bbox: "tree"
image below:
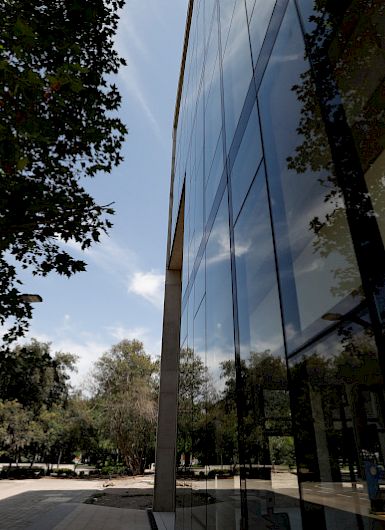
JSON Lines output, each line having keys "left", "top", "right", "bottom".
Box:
{"left": 38, "top": 396, "right": 98, "bottom": 469}
{"left": 287, "top": 0, "right": 385, "bottom": 301}
{"left": 92, "top": 339, "right": 159, "bottom": 475}
{"left": 0, "top": 400, "right": 38, "bottom": 465}
{"left": 177, "top": 347, "right": 209, "bottom": 466}
{"left": 0, "top": 0, "right": 127, "bottom": 343}
{"left": 0, "top": 339, "right": 78, "bottom": 413}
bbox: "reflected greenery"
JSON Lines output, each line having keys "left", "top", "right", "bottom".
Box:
{"left": 290, "top": 317, "right": 385, "bottom": 484}
{"left": 177, "top": 347, "right": 295, "bottom": 474}
{"left": 289, "top": 0, "right": 385, "bottom": 302}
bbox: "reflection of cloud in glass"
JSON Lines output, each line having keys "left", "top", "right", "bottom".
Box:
{"left": 222, "top": 1, "right": 247, "bottom": 62}
{"left": 240, "top": 335, "right": 282, "bottom": 358}
{"left": 206, "top": 223, "right": 230, "bottom": 267}
{"left": 205, "top": 345, "right": 235, "bottom": 394}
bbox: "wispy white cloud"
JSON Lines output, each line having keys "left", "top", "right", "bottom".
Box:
{"left": 127, "top": 271, "right": 164, "bottom": 309}
{"left": 60, "top": 234, "right": 138, "bottom": 280}
{"left": 114, "top": 4, "right": 164, "bottom": 142}
{"left": 60, "top": 235, "right": 166, "bottom": 311}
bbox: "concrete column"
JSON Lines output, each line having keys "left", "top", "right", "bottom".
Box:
{"left": 153, "top": 268, "right": 182, "bottom": 512}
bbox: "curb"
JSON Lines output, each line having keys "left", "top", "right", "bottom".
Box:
{"left": 146, "top": 509, "right": 158, "bottom": 530}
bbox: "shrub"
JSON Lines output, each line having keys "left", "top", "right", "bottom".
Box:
{"left": 0, "top": 466, "right": 45, "bottom": 479}
{"left": 99, "top": 465, "right": 132, "bottom": 476}
{"left": 207, "top": 469, "right": 235, "bottom": 479}
{"left": 56, "top": 468, "right": 77, "bottom": 477}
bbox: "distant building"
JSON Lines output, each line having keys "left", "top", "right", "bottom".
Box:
{"left": 154, "top": 1, "right": 385, "bottom": 528}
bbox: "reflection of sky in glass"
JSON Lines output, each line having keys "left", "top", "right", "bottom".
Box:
{"left": 234, "top": 170, "right": 284, "bottom": 361}
{"left": 205, "top": 57, "right": 222, "bottom": 180}
{"left": 248, "top": 0, "right": 275, "bottom": 66}
{"left": 231, "top": 101, "right": 262, "bottom": 220}
{"left": 259, "top": 2, "right": 361, "bottom": 342}
{"left": 194, "top": 255, "right": 205, "bottom": 316}
{"left": 193, "top": 296, "right": 206, "bottom": 396}
{"left": 206, "top": 191, "right": 235, "bottom": 388}
{"left": 205, "top": 133, "right": 224, "bottom": 219}
{"left": 220, "top": 0, "right": 237, "bottom": 54}
{"left": 222, "top": 0, "right": 253, "bottom": 149}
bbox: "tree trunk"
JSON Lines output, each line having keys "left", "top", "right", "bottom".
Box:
{"left": 29, "top": 451, "right": 36, "bottom": 468}
{"left": 57, "top": 448, "right": 62, "bottom": 468}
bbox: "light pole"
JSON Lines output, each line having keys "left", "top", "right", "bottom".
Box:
{"left": 18, "top": 294, "right": 43, "bottom": 304}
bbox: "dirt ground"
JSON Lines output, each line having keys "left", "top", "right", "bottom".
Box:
{"left": 84, "top": 481, "right": 215, "bottom": 510}
{"left": 85, "top": 487, "right": 154, "bottom": 510}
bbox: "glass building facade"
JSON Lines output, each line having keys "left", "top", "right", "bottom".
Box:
{"left": 157, "top": 0, "right": 385, "bottom": 528}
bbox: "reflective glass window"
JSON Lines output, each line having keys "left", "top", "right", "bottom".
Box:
{"left": 234, "top": 167, "right": 283, "bottom": 361}
{"left": 230, "top": 101, "right": 262, "bottom": 220}
{"left": 313, "top": 2, "right": 385, "bottom": 253}
{"left": 204, "top": 0, "right": 217, "bottom": 53}
{"left": 205, "top": 132, "right": 224, "bottom": 221}
{"left": 258, "top": 0, "right": 362, "bottom": 353}
{"left": 191, "top": 299, "right": 207, "bottom": 528}
{"left": 222, "top": 0, "right": 253, "bottom": 151}
{"left": 195, "top": 0, "right": 205, "bottom": 96}
{"left": 182, "top": 203, "right": 190, "bottom": 293}
{"left": 181, "top": 307, "right": 187, "bottom": 348}
{"left": 289, "top": 310, "right": 385, "bottom": 528}
{"left": 205, "top": 190, "right": 240, "bottom": 529}
{"left": 245, "top": 0, "right": 255, "bottom": 20}
{"left": 194, "top": 254, "right": 205, "bottom": 317}
{"left": 204, "top": 56, "right": 222, "bottom": 183}
{"left": 176, "top": 336, "right": 194, "bottom": 529}
{"left": 206, "top": 190, "right": 234, "bottom": 386}
{"left": 219, "top": 0, "right": 236, "bottom": 55}
{"left": 234, "top": 167, "right": 301, "bottom": 527}
{"left": 247, "top": 0, "right": 276, "bottom": 67}
{"left": 193, "top": 154, "right": 204, "bottom": 255}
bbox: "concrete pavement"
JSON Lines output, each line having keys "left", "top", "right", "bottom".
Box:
{"left": 0, "top": 477, "right": 153, "bottom": 530}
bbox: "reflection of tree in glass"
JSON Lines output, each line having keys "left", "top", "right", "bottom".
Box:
{"left": 287, "top": 0, "right": 385, "bottom": 298}
{"left": 290, "top": 322, "right": 385, "bottom": 481}
{"left": 177, "top": 347, "right": 239, "bottom": 470}
{"left": 177, "top": 347, "right": 209, "bottom": 467}
{"left": 221, "top": 351, "right": 294, "bottom": 469}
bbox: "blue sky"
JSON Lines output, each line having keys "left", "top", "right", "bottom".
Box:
{"left": 19, "top": 0, "right": 188, "bottom": 386}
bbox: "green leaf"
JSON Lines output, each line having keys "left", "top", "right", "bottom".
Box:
{"left": 16, "top": 158, "right": 29, "bottom": 171}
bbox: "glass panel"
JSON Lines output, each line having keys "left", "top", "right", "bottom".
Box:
{"left": 177, "top": 336, "right": 194, "bottom": 530}
{"left": 194, "top": 254, "right": 205, "bottom": 318}
{"left": 222, "top": 0, "right": 253, "bottom": 151}
{"left": 248, "top": 0, "right": 276, "bottom": 67}
{"left": 182, "top": 203, "right": 189, "bottom": 294}
{"left": 193, "top": 154, "right": 204, "bottom": 256}
{"left": 205, "top": 190, "right": 240, "bottom": 529}
{"left": 204, "top": 0, "right": 217, "bottom": 54}
{"left": 206, "top": 190, "right": 234, "bottom": 387}
{"left": 219, "top": 0, "right": 236, "bottom": 55}
{"left": 245, "top": 0, "right": 256, "bottom": 20}
{"left": 205, "top": 132, "right": 224, "bottom": 221}
{"left": 234, "top": 168, "right": 302, "bottom": 528}
{"left": 196, "top": 0, "right": 205, "bottom": 97}
{"left": 181, "top": 307, "right": 188, "bottom": 348}
{"left": 289, "top": 309, "right": 385, "bottom": 528}
{"left": 234, "top": 169, "right": 283, "bottom": 361}
{"left": 301, "top": 0, "right": 385, "bottom": 286}
{"left": 192, "top": 299, "right": 208, "bottom": 528}
{"left": 204, "top": 56, "right": 222, "bottom": 184}
{"left": 230, "top": 101, "right": 262, "bottom": 220}
{"left": 258, "top": 0, "right": 362, "bottom": 353}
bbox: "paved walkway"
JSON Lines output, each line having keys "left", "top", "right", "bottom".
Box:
{"left": 0, "top": 477, "right": 152, "bottom": 530}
